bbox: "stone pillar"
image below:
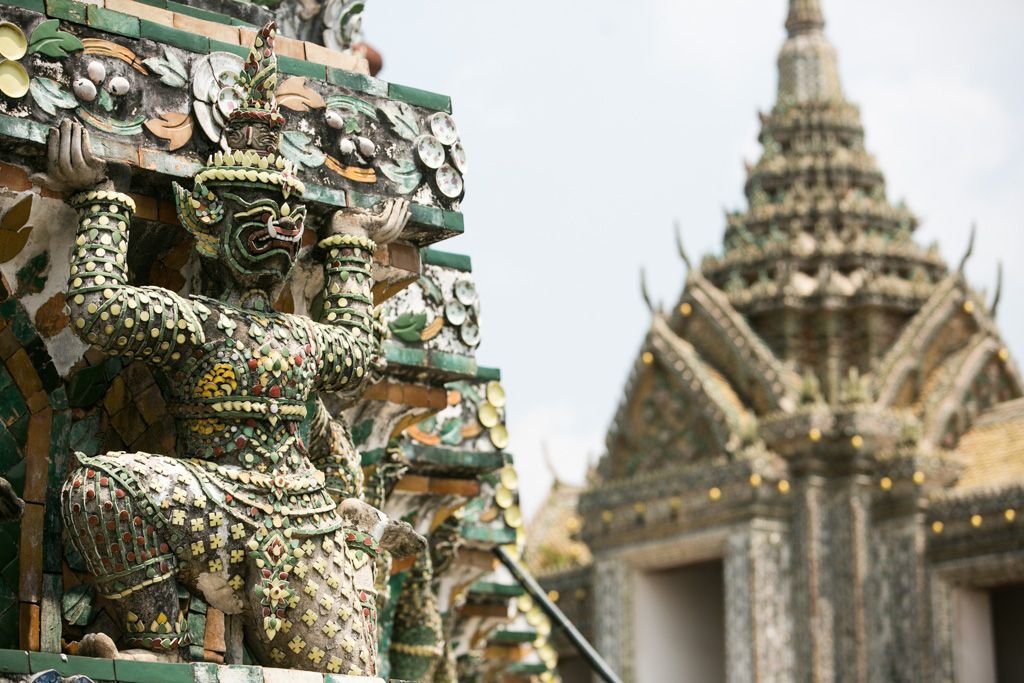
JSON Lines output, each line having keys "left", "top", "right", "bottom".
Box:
{"left": 725, "top": 520, "right": 794, "bottom": 683}
{"left": 725, "top": 531, "right": 754, "bottom": 683}
{"left": 792, "top": 473, "right": 871, "bottom": 683}
{"left": 593, "top": 558, "right": 634, "bottom": 683}
{"left": 867, "top": 503, "right": 929, "bottom": 683}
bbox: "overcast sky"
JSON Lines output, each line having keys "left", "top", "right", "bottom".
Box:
{"left": 363, "top": 0, "right": 1024, "bottom": 517}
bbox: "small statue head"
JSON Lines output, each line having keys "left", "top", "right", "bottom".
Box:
{"left": 173, "top": 22, "right": 307, "bottom": 296}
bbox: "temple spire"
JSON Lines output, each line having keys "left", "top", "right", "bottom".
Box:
{"left": 777, "top": 0, "right": 843, "bottom": 104}
{"left": 786, "top": 0, "right": 825, "bottom": 37}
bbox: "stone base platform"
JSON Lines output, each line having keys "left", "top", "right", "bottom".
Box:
{"left": 0, "top": 650, "right": 404, "bottom": 683}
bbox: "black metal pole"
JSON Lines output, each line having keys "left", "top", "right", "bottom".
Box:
{"left": 494, "top": 546, "right": 623, "bottom": 683}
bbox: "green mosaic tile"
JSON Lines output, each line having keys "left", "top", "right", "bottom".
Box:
{"left": 29, "top": 652, "right": 116, "bottom": 680}
{"left": 48, "top": 386, "right": 67, "bottom": 410}
{"left": 470, "top": 580, "right": 524, "bottom": 597}
{"left": 505, "top": 662, "right": 547, "bottom": 675}
{"left": 67, "top": 364, "right": 108, "bottom": 409}
{"left": 491, "top": 629, "right": 537, "bottom": 643}
{"left": 10, "top": 310, "right": 36, "bottom": 346}
{"left": 409, "top": 203, "right": 443, "bottom": 228}
{"left": 86, "top": 4, "right": 140, "bottom": 37}
{"left": 301, "top": 182, "right": 347, "bottom": 208}
{"left": 25, "top": 338, "right": 60, "bottom": 392}
{"left": 2, "top": 0, "right": 45, "bottom": 12}
{"left": 476, "top": 366, "right": 501, "bottom": 381}
{"left": 140, "top": 19, "right": 209, "bottom": 54}
{"left": 3, "top": 460, "right": 25, "bottom": 498}
{"left": 186, "top": 608, "right": 206, "bottom": 646}
{"left": 0, "top": 384, "right": 27, "bottom": 429}
{"left": 114, "top": 659, "right": 193, "bottom": 683}
{"left": 358, "top": 446, "right": 383, "bottom": 467}
{"left": 7, "top": 411, "right": 29, "bottom": 447}
{"left": 441, "top": 210, "right": 464, "bottom": 233}
{"left": 420, "top": 248, "right": 471, "bottom": 272}
{"left": 326, "top": 67, "right": 387, "bottom": 97}
{"left": 427, "top": 350, "right": 476, "bottom": 375}
{"left": 44, "top": 0, "right": 87, "bottom": 24}
{"left": 0, "top": 115, "right": 47, "bottom": 145}
{"left": 102, "top": 357, "right": 123, "bottom": 382}
{"left": 462, "top": 524, "right": 515, "bottom": 545}
{"left": 384, "top": 345, "right": 425, "bottom": 367}
{"left": 278, "top": 55, "right": 325, "bottom": 81}
{"left": 388, "top": 83, "right": 452, "bottom": 113}
{"left": 210, "top": 39, "right": 248, "bottom": 58}
{"left": 0, "top": 648, "right": 29, "bottom": 674}
{"left": 410, "top": 446, "right": 503, "bottom": 472}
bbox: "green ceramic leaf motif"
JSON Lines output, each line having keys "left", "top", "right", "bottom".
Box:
{"left": 77, "top": 108, "right": 146, "bottom": 135}
{"left": 378, "top": 101, "right": 420, "bottom": 141}
{"left": 97, "top": 88, "right": 113, "bottom": 112}
{"left": 325, "top": 94, "right": 378, "bottom": 120}
{"left": 280, "top": 130, "right": 326, "bottom": 169}
{"left": 439, "top": 418, "right": 463, "bottom": 446}
{"left": 379, "top": 158, "right": 422, "bottom": 195}
{"left": 389, "top": 311, "right": 427, "bottom": 342}
{"left": 27, "top": 19, "right": 84, "bottom": 58}
{"left": 419, "top": 274, "right": 443, "bottom": 304}
{"left": 142, "top": 49, "right": 187, "bottom": 88}
{"left": 29, "top": 77, "right": 78, "bottom": 115}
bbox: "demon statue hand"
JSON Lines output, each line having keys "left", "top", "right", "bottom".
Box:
{"left": 54, "top": 23, "right": 424, "bottom": 674}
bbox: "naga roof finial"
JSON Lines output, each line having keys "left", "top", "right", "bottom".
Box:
{"left": 640, "top": 268, "right": 655, "bottom": 315}
{"left": 674, "top": 220, "right": 692, "bottom": 270}
{"left": 957, "top": 222, "right": 977, "bottom": 274}
{"left": 991, "top": 260, "right": 1003, "bottom": 317}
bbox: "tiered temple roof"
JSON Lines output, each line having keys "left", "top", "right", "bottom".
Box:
{"left": 532, "top": 2, "right": 1024, "bottom": 680}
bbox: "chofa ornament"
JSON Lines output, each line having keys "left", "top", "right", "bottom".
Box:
{"left": 50, "top": 22, "right": 423, "bottom": 674}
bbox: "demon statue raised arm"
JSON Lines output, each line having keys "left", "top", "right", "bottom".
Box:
{"left": 50, "top": 22, "right": 422, "bottom": 675}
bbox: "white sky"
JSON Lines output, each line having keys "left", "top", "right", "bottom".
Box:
{"left": 363, "top": 0, "right": 1024, "bottom": 518}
